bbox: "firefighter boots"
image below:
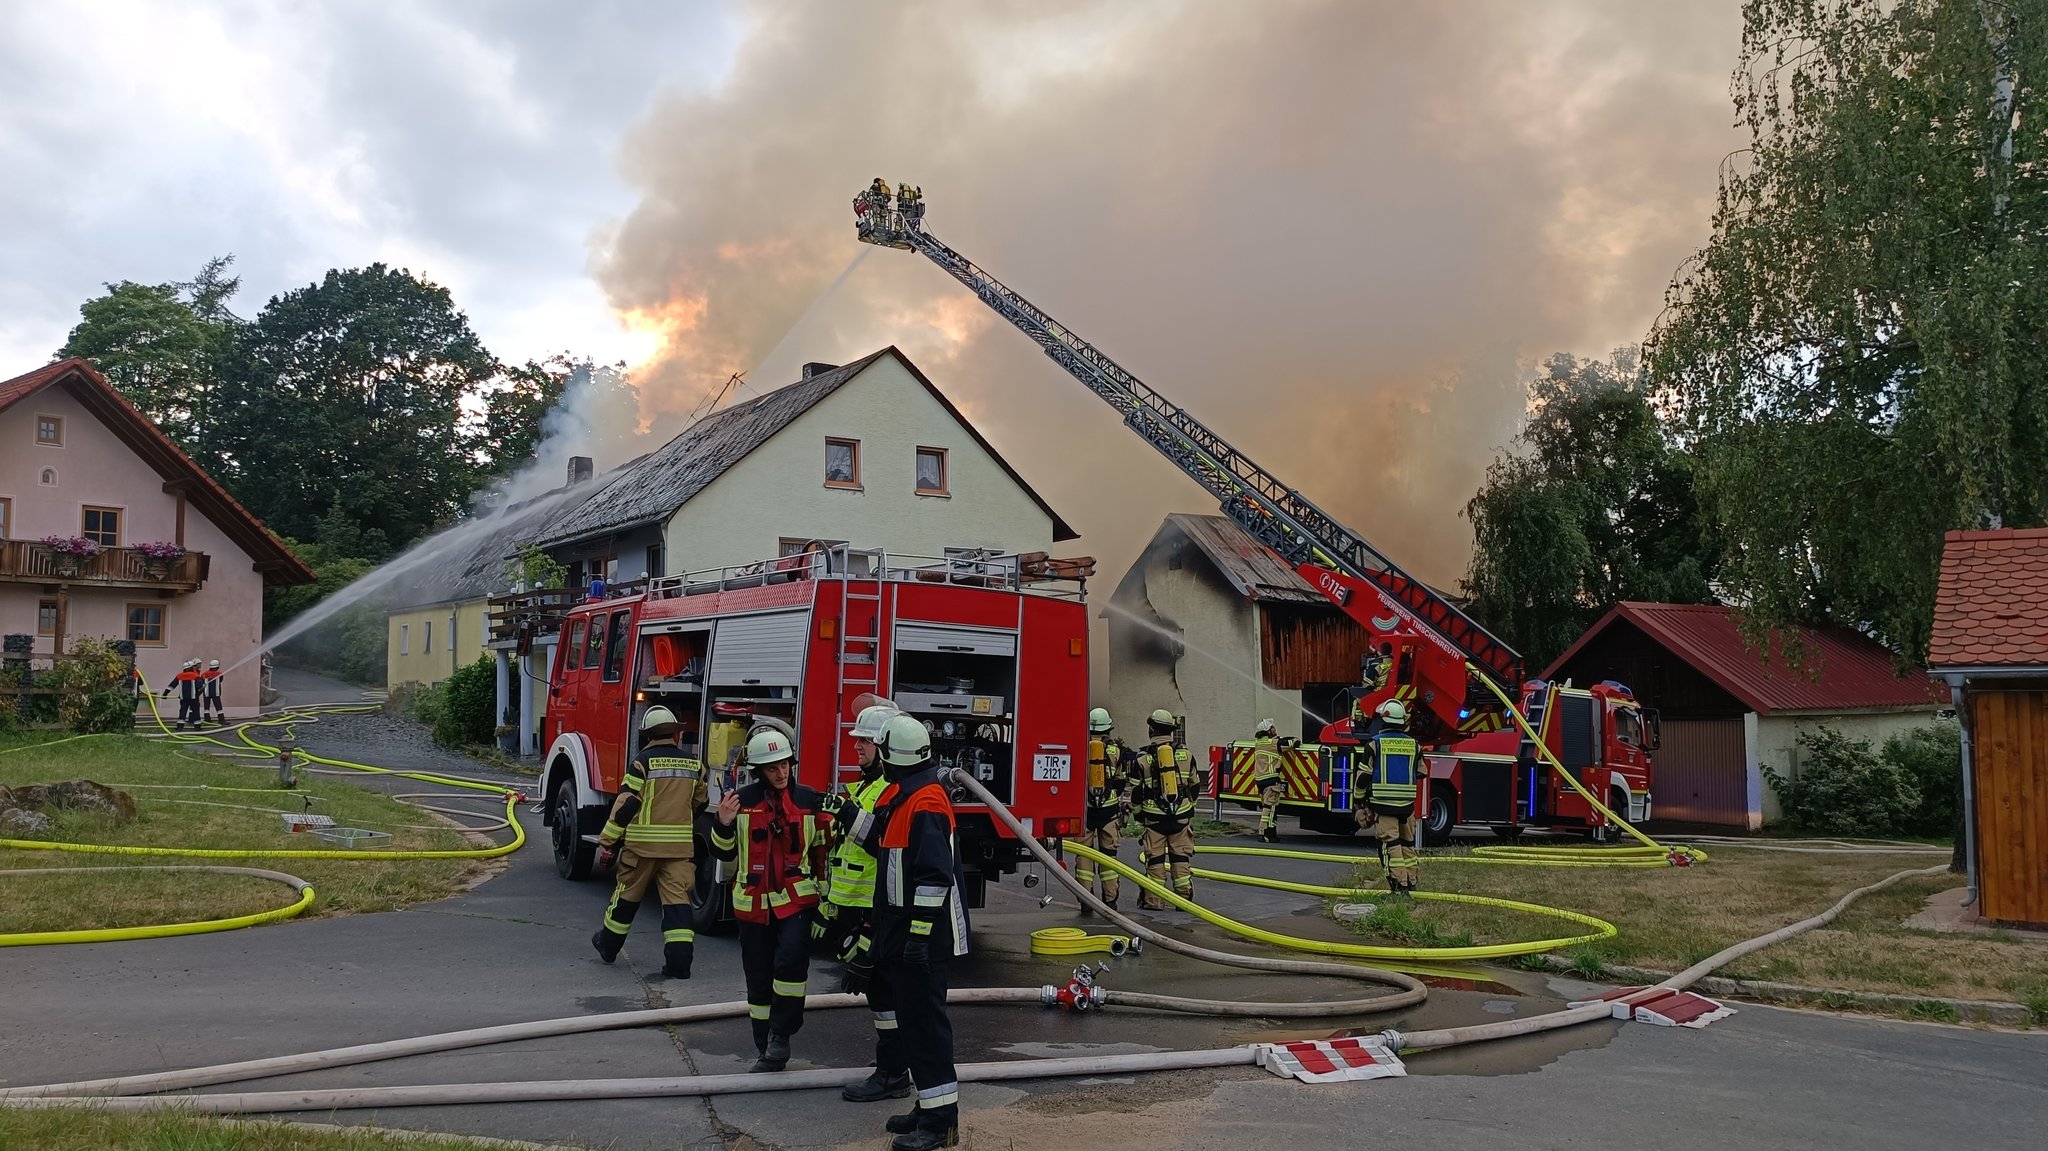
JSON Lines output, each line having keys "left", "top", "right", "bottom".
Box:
{"left": 590, "top": 931, "right": 621, "bottom": 964}
{"left": 1260, "top": 827, "right": 1278, "bottom": 844}
{"left": 753, "top": 1034, "right": 790, "bottom": 1072}
{"left": 892, "top": 1125, "right": 960, "bottom": 1150}
{"left": 842, "top": 1068, "right": 913, "bottom": 1102}
{"left": 886, "top": 1110, "right": 919, "bottom": 1134}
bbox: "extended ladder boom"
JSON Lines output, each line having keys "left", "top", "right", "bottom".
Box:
{"left": 855, "top": 189, "right": 1522, "bottom": 736}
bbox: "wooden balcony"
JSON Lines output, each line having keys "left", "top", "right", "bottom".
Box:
{"left": 0, "top": 540, "right": 208, "bottom": 593}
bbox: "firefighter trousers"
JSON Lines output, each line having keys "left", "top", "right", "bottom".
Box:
{"left": 862, "top": 949, "right": 909, "bottom": 1077}
{"left": 597, "top": 849, "right": 696, "bottom": 975}
{"left": 1256, "top": 778, "right": 1284, "bottom": 832}
{"left": 1361, "top": 808, "right": 1418, "bottom": 891}
{"left": 879, "top": 957, "right": 958, "bottom": 1132}
{"left": 1138, "top": 821, "right": 1194, "bottom": 909}
{"left": 177, "top": 694, "right": 201, "bottom": 728}
{"left": 1076, "top": 816, "right": 1121, "bottom": 905}
{"left": 739, "top": 914, "right": 810, "bottom": 1050}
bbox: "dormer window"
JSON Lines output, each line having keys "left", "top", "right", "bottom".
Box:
{"left": 35, "top": 415, "right": 62, "bottom": 446}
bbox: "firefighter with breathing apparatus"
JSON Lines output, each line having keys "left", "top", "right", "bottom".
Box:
{"left": 1355, "top": 698, "right": 1421, "bottom": 895}
{"left": 1251, "top": 717, "right": 1284, "bottom": 844}
{"left": 821, "top": 699, "right": 917, "bottom": 1106}
{"left": 712, "top": 725, "right": 828, "bottom": 1072}
{"left": 1132, "top": 708, "right": 1197, "bottom": 910}
{"left": 829, "top": 713, "right": 966, "bottom": 1150}
{"left": 590, "top": 706, "right": 706, "bottom": 977}
{"left": 1077, "top": 708, "right": 1133, "bottom": 911}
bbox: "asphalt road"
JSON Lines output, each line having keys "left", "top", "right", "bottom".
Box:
{"left": 3, "top": 707, "right": 2044, "bottom": 1150}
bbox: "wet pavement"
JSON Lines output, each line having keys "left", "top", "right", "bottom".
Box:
{"left": 3, "top": 701, "right": 2044, "bottom": 1149}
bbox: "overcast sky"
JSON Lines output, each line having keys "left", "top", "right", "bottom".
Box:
{"left": 0, "top": 1, "right": 1747, "bottom": 591}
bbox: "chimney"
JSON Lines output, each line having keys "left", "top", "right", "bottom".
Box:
{"left": 567, "top": 456, "right": 594, "bottom": 486}
{"left": 802, "top": 362, "right": 839, "bottom": 380}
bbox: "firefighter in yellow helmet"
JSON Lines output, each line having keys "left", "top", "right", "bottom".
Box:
{"left": 1251, "top": 718, "right": 1284, "bottom": 844}
{"left": 1078, "top": 708, "right": 1134, "bottom": 910}
{"left": 712, "top": 725, "right": 829, "bottom": 1072}
{"left": 1132, "top": 708, "right": 1196, "bottom": 909}
{"left": 591, "top": 706, "right": 708, "bottom": 978}
{"left": 1355, "top": 699, "right": 1421, "bottom": 895}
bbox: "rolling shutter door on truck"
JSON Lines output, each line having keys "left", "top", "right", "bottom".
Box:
{"left": 894, "top": 625, "right": 1018, "bottom": 657}
{"left": 709, "top": 612, "right": 808, "bottom": 685}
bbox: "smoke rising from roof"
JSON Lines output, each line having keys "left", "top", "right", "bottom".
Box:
{"left": 584, "top": 0, "right": 1743, "bottom": 595}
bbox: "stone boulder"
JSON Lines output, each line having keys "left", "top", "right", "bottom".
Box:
{"left": 0, "top": 806, "right": 53, "bottom": 836}
{"left": 0, "top": 779, "right": 138, "bottom": 825}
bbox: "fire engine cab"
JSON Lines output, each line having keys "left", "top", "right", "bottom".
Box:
{"left": 540, "top": 544, "right": 1090, "bottom": 928}
{"left": 1212, "top": 679, "right": 1660, "bottom": 844}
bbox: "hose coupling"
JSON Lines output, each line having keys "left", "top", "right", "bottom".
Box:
{"left": 1375, "top": 1028, "right": 1406, "bottom": 1052}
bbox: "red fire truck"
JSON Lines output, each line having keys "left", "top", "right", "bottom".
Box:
{"left": 1210, "top": 678, "right": 1660, "bottom": 844}
{"left": 540, "top": 545, "right": 1091, "bottom": 927}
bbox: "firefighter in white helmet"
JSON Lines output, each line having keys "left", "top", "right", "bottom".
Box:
{"left": 1078, "top": 707, "right": 1134, "bottom": 910}
{"left": 712, "top": 725, "right": 829, "bottom": 1072}
{"left": 1251, "top": 718, "right": 1284, "bottom": 843}
{"left": 823, "top": 700, "right": 917, "bottom": 1107}
{"left": 1356, "top": 699, "right": 1421, "bottom": 895}
{"left": 591, "top": 706, "right": 708, "bottom": 977}
{"left": 1132, "top": 708, "right": 1196, "bottom": 909}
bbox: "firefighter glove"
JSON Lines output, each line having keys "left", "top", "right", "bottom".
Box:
{"left": 819, "top": 791, "right": 850, "bottom": 821}
{"left": 595, "top": 843, "right": 618, "bottom": 871}
{"left": 810, "top": 903, "right": 838, "bottom": 940}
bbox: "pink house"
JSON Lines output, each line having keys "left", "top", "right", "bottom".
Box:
{"left": 0, "top": 359, "right": 313, "bottom": 716}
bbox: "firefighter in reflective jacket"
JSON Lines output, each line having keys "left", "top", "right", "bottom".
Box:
{"left": 161, "top": 660, "right": 203, "bottom": 731}
{"left": 857, "top": 713, "right": 965, "bottom": 1150}
{"left": 826, "top": 701, "right": 919, "bottom": 1108}
{"left": 712, "top": 727, "right": 828, "bottom": 1073}
{"left": 1132, "top": 708, "right": 1196, "bottom": 909}
{"left": 202, "top": 660, "right": 225, "bottom": 723}
{"left": 590, "top": 706, "right": 706, "bottom": 978}
{"left": 1251, "top": 718, "right": 1284, "bottom": 843}
{"left": 1078, "top": 708, "right": 1133, "bottom": 910}
{"left": 1355, "top": 699, "right": 1421, "bottom": 895}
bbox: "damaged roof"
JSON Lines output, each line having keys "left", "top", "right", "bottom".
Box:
{"left": 1164, "top": 513, "right": 1328, "bottom": 603}
{"left": 535, "top": 347, "right": 1075, "bottom": 550}
{"left": 388, "top": 481, "right": 607, "bottom": 609}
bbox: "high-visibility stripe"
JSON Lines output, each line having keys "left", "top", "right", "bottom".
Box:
{"left": 600, "top": 821, "right": 626, "bottom": 840}
{"left": 622, "top": 773, "right": 645, "bottom": 794}
{"left": 602, "top": 914, "right": 632, "bottom": 934}
{"left": 772, "top": 979, "right": 807, "bottom": 997}
{"left": 710, "top": 828, "right": 736, "bottom": 850}
{"left": 913, "top": 884, "right": 949, "bottom": 908}
{"left": 874, "top": 1016, "right": 899, "bottom": 1030}
{"left": 909, "top": 919, "right": 933, "bottom": 936}
{"left": 622, "top": 826, "right": 693, "bottom": 842}
{"left": 748, "top": 1004, "right": 771, "bottom": 1020}
{"left": 662, "top": 928, "right": 694, "bottom": 942}
{"left": 917, "top": 1083, "right": 960, "bottom": 1108}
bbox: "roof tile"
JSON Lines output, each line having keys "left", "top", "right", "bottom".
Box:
{"left": 1929, "top": 528, "right": 2048, "bottom": 668}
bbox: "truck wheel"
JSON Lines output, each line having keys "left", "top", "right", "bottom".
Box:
{"left": 1421, "top": 789, "right": 1456, "bottom": 847}
{"left": 690, "top": 840, "right": 736, "bottom": 936}
{"left": 552, "top": 778, "right": 595, "bottom": 881}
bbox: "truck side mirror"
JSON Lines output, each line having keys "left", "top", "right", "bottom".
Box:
{"left": 1643, "top": 708, "right": 1662, "bottom": 752}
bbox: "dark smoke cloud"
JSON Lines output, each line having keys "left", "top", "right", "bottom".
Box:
{"left": 589, "top": 0, "right": 1743, "bottom": 599}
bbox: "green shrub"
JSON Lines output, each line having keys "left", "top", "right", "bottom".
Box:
{"left": 43, "top": 637, "right": 136, "bottom": 733}
{"left": 396, "top": 681, "right": 444, "bottom": 727}
{"left": 1764, "top": 726, "right": 1921, "bottom": 836}
{"left": 432, "top": 655, "right": 496, "bottom": 749}
{"left": 1880, "top": 721, "right": 1961, "bottom": 838}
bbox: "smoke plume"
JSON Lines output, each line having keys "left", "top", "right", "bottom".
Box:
{"left": 585, "top": 0, "right": 1744, "bottom": 597}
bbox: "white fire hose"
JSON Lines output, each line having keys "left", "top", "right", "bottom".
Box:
{"left": 0, "top": 769, "right": 1945, "bottom": 1113}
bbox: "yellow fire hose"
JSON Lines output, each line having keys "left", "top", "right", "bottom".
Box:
{"left": 1028, "top": 926, "right": 1135, "bottom": 956}
{"left": 0, "top": 683, "right": 526, "bottom": 946}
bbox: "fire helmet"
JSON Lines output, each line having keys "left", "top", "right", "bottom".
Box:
{"left": 640, "top": 705, "right": 680, "bottom": 733}
{"left": 879, "top": 713, "right": 932, "bottom": 768}
{"left": 207, "top": 660, "right": 221, "bottom": 670}
{"left": 746, "top": 729, "right": 794, "bottom": 765}
{"left": 1087, "top": 707, "right": 1113, "bottom": 733}
{"left": 1255, "top": 718, "right": 1277, "bottom": 736}
{"left": 1376, "top": 700, "right": 1409, "bottom": 727}
{"left": 1148, "top": 708, "right": 1177, "bottom": 729}
{"left": 851, "top": 703, "right": 899, "bottom": 741}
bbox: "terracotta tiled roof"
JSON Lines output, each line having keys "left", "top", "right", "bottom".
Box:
{"left": 1929, "top": 527, "right": 2048, "bottom": 669}
{"left": 1546, "top": 602, "right": 1945, "bottom": 715}
{"left": 0, "top": 359, "right": 314, "bottom": 584}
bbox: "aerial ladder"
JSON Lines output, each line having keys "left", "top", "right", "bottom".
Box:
{"left": 854, "top": 186, "right": 1523, "bottom": 746}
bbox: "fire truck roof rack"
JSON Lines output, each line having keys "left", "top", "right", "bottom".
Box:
{"left": 641, "top": 543, "right": 1090, "bottom": 602}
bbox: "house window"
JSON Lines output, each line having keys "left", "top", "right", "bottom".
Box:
{"left": 82, "top": 506, "right": 121, "bottom": 547}
{"left": 423, "top": 620, "right": 434, "bottom": 653}
{"left": 37, "top": 599, "right": 57, "bottom": 637}
{"left": 39, "top": 468, "right": 56, "bottom": 487}
{"left": 915, "top": 447, "right": 948, "bottom": 495}
{"left": 35, "top": 415, "right": 62, "bottom": 446}
{"left": 645, "top": 543, "right": 664, "bottom": 580}
{"left": 825, "top": 438, "right": 861, "bottom": 488}
{"left": 400, "top": 624, "right": 410, "bottom": 655}
{"left": 0, "top": 497, "right": 11, "bottom": 539}
{"left": 126, "top": 603, "right": 166, "bottom": 646}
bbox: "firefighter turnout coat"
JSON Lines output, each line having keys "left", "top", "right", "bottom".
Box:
{"left": 872, "top": 766, "right": 969, "bottom": 962}
{"left": 711, "top": 781, "right": 829, "bottom": 923}
{"left": 599, "top": 741, "right": 708, "bottom": 858}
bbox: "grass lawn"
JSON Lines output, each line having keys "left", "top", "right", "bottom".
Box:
{"left": 0, "top": 1109, "right": 578, "bottom": 1150}
{"left": 1, "top": 734, "right": 492, "bottom": 936}
{"left": 1333, "top": 842, "right": 2048, "bottom": 1013}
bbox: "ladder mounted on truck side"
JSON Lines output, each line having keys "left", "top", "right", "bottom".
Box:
{"left": 854, "top": 186, "right": 1523, "bottom": 742}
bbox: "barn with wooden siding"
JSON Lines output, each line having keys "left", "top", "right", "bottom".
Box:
{"left": 1104, "top": 514, "right": 1418, "bottom": 760}
{"left": 1929, "top": 526, "right": 2048, "bottom": 930}
{"left": 1547, "top": 602, "right": 1946, "bottom": 830}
